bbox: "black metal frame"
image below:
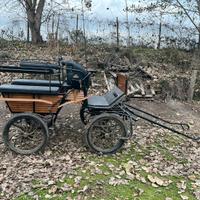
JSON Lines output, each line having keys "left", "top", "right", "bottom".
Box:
{"left": 84, "top": 98, "right": 200, "bottom": 141}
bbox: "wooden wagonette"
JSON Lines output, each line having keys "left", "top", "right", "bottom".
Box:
{"left": 0, "top": 59, "right": 199, "bottom": 155}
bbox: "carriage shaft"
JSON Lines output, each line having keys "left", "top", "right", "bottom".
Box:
{"left": 123, "top": 104, "right": 200, "bottom": 141}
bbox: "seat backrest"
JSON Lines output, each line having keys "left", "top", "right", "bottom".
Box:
{"left": 104, "top": 86, "right": 125, "bottom": 105}
{"left": 62, "top": 61, "right": 90, "bottom": 95}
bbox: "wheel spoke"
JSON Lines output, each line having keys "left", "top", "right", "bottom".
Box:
{"left": 9, "top": 131, "right": 23, "bottom": 141}
{"left": 86, "top": 115, "right": 127, "bottom": 154}
{"left": 12, "top": 123, "right": 27, "bottom": 133}
{"left": 3, "top": 114, "right": 48, "bottom": 155}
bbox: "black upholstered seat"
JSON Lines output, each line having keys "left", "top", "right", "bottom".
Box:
{"left": 12, "top": 79, "right": 74, "bottom": 91}
{"left": 0, "top": 84, "right": 59, "bottom": 95}
{"left": 20, "top": 61, "right": 60, "bottom": 70}
{"left": 12, "top": 79, "right": 62, "bottom": 87}
{"left": 87, "top": 86, "right": 124, "bottom": 108}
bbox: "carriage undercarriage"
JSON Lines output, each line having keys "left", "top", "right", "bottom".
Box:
{"left": 0, "top": 59, "right": 199, "bottom": 155}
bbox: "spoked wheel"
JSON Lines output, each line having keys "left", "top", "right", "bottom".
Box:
{"left": 85, "top": 113, "right": 127, "bottom": 154}
{"left": 3, "top": 113, "right": 49, "bottom": 155}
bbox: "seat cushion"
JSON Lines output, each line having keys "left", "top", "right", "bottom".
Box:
{"left": 12, "top": 79, "right": 62, "bottom": 87}
{"left": 0, "top": 84, "right": 59, "bottom": 95}
{"left": 20, "top": 61, "right": 60, "bottom": 70}
{"left": 87, "top": 86, "right": 124, "bottom": 108}
{"left": 87, "top": 96, "right": 109, "bottom": 107}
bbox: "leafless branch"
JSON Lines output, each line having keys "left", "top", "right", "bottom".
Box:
{"left": 176, "top": 0, "right": 200, "bottom": 32}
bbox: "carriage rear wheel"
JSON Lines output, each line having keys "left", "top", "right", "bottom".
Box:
{"left": 3, "top": 113, "right": 49, "bottom": 155}
{"left": 85, "top": 113, "right": 127, "bottom": 154}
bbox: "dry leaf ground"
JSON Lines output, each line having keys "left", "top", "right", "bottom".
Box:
{"left": 0, "top": 45, "right": 199, "bottom": 200}
{"left": 0, "top": 98, "right": 199, "bottom": 200}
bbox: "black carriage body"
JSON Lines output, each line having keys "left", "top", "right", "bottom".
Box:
{"left": 64, "top": 61, "right": 90, "bottom": 92}
{"left": 0, "top": 60, "right": 90, "bottom": 115}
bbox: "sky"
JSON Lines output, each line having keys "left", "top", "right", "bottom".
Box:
{"left": 0, "top": 0, "right": 195, "bottom": 29}
{"left": 90, "top": 0, "right": 127, "bottom": 19}
{"left": 0, "top": 0, "right": 143, "bottom": 41}
{"left": 0, "top": 0, "right": 198, "bottom": 48}
{"left": 0, "top": 0, "right": 141, "bottom": 28}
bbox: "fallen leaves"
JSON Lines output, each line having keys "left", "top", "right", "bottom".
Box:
{"left": 108, "top": 177, "right": 129, "bottom": 186}
{"left": 147, "top": 175, "right": 172, "bottom": 187}
{"left": 48, "top": 185, "right": 58, "bottom": 194}
{"left": 74, "top": 176, "right": 82, "bottom": 185}
{"left": 180, "top": 195, "right": 189, "bottom": 200}
{"left": 0, "top": 87, "right": 199, "bottom": 200}
{"left": 123, "top": 161, "right": 135, "bottom": 175}
{"left": 133, "top": 188, "right": 144, "bottom": 197}
{"left": 60, "top": 183, "right": 72, "bottom": 192}
{"left": 177, "top": 180, "right": 187, "bottom": 193}
{"left": 78, "top": 185, "right": 89, "bottom": 193}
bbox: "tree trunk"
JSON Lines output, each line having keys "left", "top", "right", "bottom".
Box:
{"left": 188, "top": 50, "right": 199, "bottom": 101}
{"left": 198, "top": 29, "right": 200, "bottom": 49}
{"left": 157, "top": 21, "right": 162, "bottom": 49}
{"left": 55, "top": 15, "right": 60, "bottom": 41}
{"left": 27, "top": 20, "right": 30, "bottom": 43}
{"left": 116, "top": 17, "right": 119, "bottom": 48}
{"left": 31, "top": 27, "right": 43, "bottom": 43}
{"left": 188, "top": 70, "right": 198, "bottom": 101}
{"left": 29, "top": 22, "right": 43, "bottom": 43}
{"left": 23, "top": 0, "right": 45, "bottom": 44}
{"left": 76, "top": 14, "right": 79, "bottom": 44}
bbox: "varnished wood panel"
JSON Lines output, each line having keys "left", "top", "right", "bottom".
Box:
{"left": 4, "top": 93, "right": 63, "bottom": 114}
{"left": 35, "top": 95, "right": 63, "bottom": 113}
{"left": 5, "top": 94, "right": 33, "bottom": 112}
{"left": 66, "top": 90, "right": 84, "bottom": 101}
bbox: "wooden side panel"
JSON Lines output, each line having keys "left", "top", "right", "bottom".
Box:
{"left": 66, "top": 90, "right": 84, "bottom": 102}
{"left": 4, "top": 93, "right": 63, "bottom": 114}
{"left": 5, "top": 94, "right": 33, "bottom": 112}
{"left": 35, "top": 95, "right": 63, "bottom": 113}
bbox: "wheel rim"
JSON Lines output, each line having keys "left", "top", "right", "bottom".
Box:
{"left": 6, "top": 115, "right": 47, "bottom": 153}
{"left": 88, "top": 116, "right": 126, "bottom": 153}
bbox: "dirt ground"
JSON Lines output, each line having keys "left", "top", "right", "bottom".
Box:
{"left": 0, "top": 96, "right": 199, "bottom": 199}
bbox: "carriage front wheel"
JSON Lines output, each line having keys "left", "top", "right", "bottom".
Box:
{"left": 2, "top": 113, "right": 49, "bottom": 155}
{"left": 85, "top": 113, "right": 127, "bottom": 154}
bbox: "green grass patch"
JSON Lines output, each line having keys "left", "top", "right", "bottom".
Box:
{"left": 15, "top": 134, "right": 197, "bottom": 200}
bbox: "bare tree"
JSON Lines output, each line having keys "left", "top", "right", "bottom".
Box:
{"left": 176, "top": 0, "right": 200, "bottom": 48}
{"left": 188, "top": 51, "right": 199, "bottom": 101}
{"left": 161, "top": 0, "right": 200, "bottom": 48}
{"left": 19, "top": 0, "right": 45, "bottom": 43}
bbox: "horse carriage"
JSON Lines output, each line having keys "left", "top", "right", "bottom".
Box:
{"left": 0, "top": 59, "right": 199, "bottom": 155}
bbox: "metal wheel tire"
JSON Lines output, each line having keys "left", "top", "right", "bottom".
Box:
{"left": 2, "top": 113, "right": 49, "bottom": 155}
{"left": 85, "top": 113, "right": 127, "bottom": 155}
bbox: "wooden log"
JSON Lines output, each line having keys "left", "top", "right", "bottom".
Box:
{"left": 140, "top": 83, "right": 145, "bottom": 96}
{"left": 103, "top": 72, "right": 110, "bottom": 90}
{"left": 116, "top": 73, "right": 128, "bottom": 94}
{"left": 109, "top": 71, "right": 117, "bottom": 78}
{"left": 150, "top": 86, "right": 156, "bottom": 96}
{"left": 127, "top": 83, "right": 136, "bottom": 95}
{"left": 128, "top": 94, "right": 153, "bottom": 98}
